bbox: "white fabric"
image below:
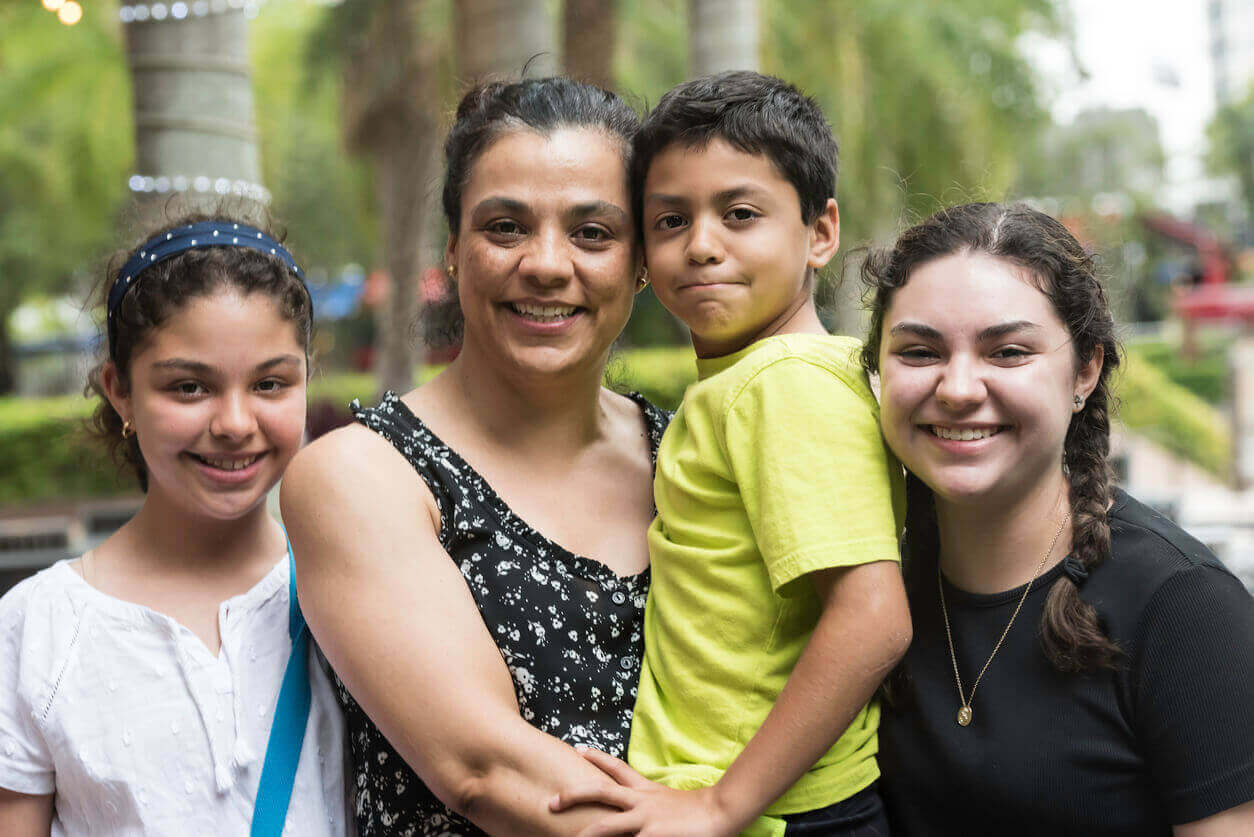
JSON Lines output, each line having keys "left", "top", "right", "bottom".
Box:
{"left": 0, "top": 558, "right": 350, "bottom": 836}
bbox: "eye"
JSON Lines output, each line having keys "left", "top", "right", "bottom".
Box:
{"left": 990, "top": 346, "right": 1032, "bottom": 363}
{"left": 573, "top": 224, "right": 612, "bottom": 244}
{"left": 725, "top": 206, "right": 759, "bottom": 223}
{"left": 255, "top": 378, "right": 286, "bottom": 394}
{"left": 486, "top": 219, "right": 525, "bottom": 237}
{"left": 895, "top": 346, "right": 940, "bottom": 364}
{"left": 171, "top": 380, "right": 207, "bottom": 398}
{"left": 654, "top": 213, "right": 686, "bottom": 231}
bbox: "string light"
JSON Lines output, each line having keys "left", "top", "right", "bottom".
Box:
{"left": 57, "top": 1, "right": 82, "bottom": 24}
{"left": 127, "top": 173, "right": 272, "bottom": 204}
{"left": 119, "top": 0, "right": 263, "bottom": 23}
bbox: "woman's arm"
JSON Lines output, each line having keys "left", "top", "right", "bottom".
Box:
{"left": 281, "top": 425, "right": 618, "bottom": 836}
{"left": 0, "top": 789, "right": 53, "bottom": 835}
{"left": 1176, "top": 800, "right": 1254, "bottom": 836}
{"left": 554, "top": 559, "right": 911, "bottom": 836}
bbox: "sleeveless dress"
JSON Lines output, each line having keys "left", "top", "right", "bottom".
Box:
{"left": 334, "top": 390, "right": 670, "bottom": 836}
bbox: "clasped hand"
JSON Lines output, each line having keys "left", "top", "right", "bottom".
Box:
{"left": 549, "top": 747, "right": 744, "bottom": 837}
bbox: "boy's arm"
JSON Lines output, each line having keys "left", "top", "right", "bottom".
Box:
{"left": 553, "top": 560, "right": 910, "bottom": 837}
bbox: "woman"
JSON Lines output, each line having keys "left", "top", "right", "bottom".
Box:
{"left": 280, "top": 78, "right": 668, "bottom": 835}
{"left": 862, "top": 202, "right": 1254, "bottom": 835}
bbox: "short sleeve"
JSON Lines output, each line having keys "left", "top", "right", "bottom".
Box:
{"left": 0, "top": 578, "right": 57, "bottom": 795}
{"left": 1132, "top": 565, "right": 1254, "bottom": 823}
{"left": 723, "top": 357, "right": 904, "bottom": 593}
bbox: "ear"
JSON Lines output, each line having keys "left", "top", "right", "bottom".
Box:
{"left": 444, "top": 233, "right": 458, "bottom": 271}
{"left": 806, "top": 198, "right": 840, "bottom": 270}
{"left": 1075, "top": 343, "right": 1104, "bottom": 403}
{"left": 101, "top": 361, "right": 132, "bottom": 425}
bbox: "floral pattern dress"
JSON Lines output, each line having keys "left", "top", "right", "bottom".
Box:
{"left": 333, "top": 391, "right": 670, "bottom": 836}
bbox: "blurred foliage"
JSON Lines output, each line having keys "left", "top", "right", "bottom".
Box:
{"left": 0, "top": 2, "right": 130, "bottom": 389}
{"left": 1018, "top": 108, "right": 1165, "bottom": 203}
{"left": 1206, "top": 82, "right": 1254, "bottom": 231}
{"left": 4, "top": 342, "right": 1232, "bottom": 504}
{"left": 1125, "top": 334, "right": 1231, "bottom": 406}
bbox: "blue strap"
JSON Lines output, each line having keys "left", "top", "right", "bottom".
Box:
{"left": 251, "top": 536, "right": 311, "bottom": 836}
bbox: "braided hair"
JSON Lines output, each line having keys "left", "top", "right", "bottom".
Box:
{"left": 862, "top": 202, "right": 1122, "bottom": 673}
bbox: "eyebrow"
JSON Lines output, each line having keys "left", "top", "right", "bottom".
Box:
{"left": 887, "top": 320, "right": 1041, "bottom": 341}
{"left": 644, "top": 185, "right": 770, "bottom": 208}
{"left": 470, "top": 196, "right": 528, "bottom": 217}
{"left": 569, "top": 200, "right": 630, "bottom": 225}
{"left": 150, "top": 355, "right": 303, "bottom": 374}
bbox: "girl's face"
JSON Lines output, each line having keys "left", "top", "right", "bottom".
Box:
{"left": 107, "top": 290, "right": 307, "bottom": 522}
{"left": 447, "top": 127, "right": 639, "bottom": 380}
{"left": 877, "top": 251, "right": 1101, "bottom": 510}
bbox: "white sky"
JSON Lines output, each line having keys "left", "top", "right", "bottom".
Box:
{"left": 1024, "top": 0, "right": 1220, "bottom": 212}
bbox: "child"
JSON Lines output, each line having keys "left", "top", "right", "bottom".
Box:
{"left": 552, "top": 72, "right": 911, "bottom": 836}
{"left": 0, "top": 215, "right": 348, "bottom": 835}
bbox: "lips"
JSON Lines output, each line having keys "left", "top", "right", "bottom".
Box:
{"left": 925, "top": 425, "right": 1007, "bottom": 441}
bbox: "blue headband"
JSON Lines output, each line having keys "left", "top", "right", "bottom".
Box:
{"left": 107, "top": 220, "right": 306, "bottom": 358}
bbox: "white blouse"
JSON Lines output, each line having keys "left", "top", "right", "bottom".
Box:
{"left": 0, "top": 558, "right": 350, "bottom": 836}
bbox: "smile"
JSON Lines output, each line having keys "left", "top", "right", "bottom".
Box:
{"left": 189, "top": 452, "right": 264, "bottom": 471}
{"left": 927, "top": 425, "right": 1006, "bottom": 441}
{"left": 507, "top": 302, "right": 580, "bottom": 322}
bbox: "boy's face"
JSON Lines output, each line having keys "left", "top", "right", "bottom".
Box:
{"left": 642, "top": 138, "right": 835, "bottom": 357}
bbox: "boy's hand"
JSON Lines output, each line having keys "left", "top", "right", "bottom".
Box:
{"left": 550, "top": 747, "right": 744, "bottom": 837}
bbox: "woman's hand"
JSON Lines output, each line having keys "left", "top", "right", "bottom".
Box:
{"left": 550, "top": 748, "right": 744, "bottom": 837}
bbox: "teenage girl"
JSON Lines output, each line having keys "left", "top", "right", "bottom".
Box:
{"left": 863, "top": 202, "right": 1254, "bottom": 835}
{"left": 0, "top": 215, "right": 348, "bottom": 835}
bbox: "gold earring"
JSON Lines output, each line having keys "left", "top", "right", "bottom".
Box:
{"left": 636, "top": 267, "right": 649, "bottom": 291}
{"left": 447, "top": 264, "right": 457, "bottom": 279}
{"left": 121, "top": 420, "right": 134, "bottom": 439}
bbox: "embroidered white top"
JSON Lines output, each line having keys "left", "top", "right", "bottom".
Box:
{"left": 0, "top": 557, "right": 350, "bottom": 836}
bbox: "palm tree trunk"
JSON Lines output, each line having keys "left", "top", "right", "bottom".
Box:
{"left": 122, "top": 7, "right": 264, "bottom": 219}
{"left": 689, "top": 0, "right": 759, "bottom": 76}
{"left": 455, "top": 0, "right": 556, "bottom": 81}
{"left": 563, "top": 0, "right": 617, "bottom": 89}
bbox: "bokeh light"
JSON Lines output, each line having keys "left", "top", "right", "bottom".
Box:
{"left": 41, "top": 0, "right": 66, "bottom": 11}
{"left": 57, "top": 0, "right": 82, "bottom": 24}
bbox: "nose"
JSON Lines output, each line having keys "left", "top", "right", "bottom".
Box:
{"left": 518, "top": 227, "right": 574, "bottom": 288}
{"left": 209, "top": 391, "right": 258, "bottom": 441}
{"left": 934, "top": 355, "right": 987, "bottom": 411}
{"left": 685, "top": 216, "right": 724, "bottom": 266}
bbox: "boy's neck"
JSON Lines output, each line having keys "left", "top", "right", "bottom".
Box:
{"left": 691, "top": 294, "right": 826, "bottom": 359}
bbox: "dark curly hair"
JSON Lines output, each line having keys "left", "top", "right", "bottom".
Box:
{"left": 861, "top": 202, "right": 1122, "bottom": 673}
{"left": 86, "top": 210, "right": 312, "bottom": 492}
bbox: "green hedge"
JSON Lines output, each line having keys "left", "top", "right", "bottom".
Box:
{"left": 1124, "top": 337, "right": 1229, "bottom": 406}
{"left": 0, "top": 345, "right": 1232, "bottom": 506}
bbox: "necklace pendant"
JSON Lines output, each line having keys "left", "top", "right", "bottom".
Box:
{"left": 957, "top": 705, "right": 972, "bottom": 726}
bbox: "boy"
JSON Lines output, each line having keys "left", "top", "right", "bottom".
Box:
{"left": 553, "top": 72, "right": 910, "bottom": 836}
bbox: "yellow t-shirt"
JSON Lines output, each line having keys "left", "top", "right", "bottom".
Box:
{"left": 628, "top": 333, "right": 905, "bottom": 835}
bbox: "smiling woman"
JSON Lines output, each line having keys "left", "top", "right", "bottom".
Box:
{"left": 861, "top": 202, "right": 1254, "bottom": 836}
{"left": 280, "top": 78, "right": 671, "bottom": 837}
{"left": 0, "top": 213, "right": 350, "bottom": 835}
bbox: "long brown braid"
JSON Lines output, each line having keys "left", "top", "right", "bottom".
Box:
{"left": 862, "top": 202, "right": 1123, "bottom": 673}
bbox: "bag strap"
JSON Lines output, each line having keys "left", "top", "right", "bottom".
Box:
{"left": 250, "top": 534, "right": 311, "bottom": 836}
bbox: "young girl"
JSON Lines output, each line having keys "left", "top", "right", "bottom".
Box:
{"left": 863, "top": 202, "right": 1254, "bottom": 835}
{"left": 0, "top": 215, "right": 348, "bottom": 835}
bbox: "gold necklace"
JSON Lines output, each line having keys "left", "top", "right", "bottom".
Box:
{"left": 938, "top": 510, "right": 1071, "bottom": 727}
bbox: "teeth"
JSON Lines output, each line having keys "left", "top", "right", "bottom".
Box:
{"left": 511, "top": 303, "right": 577, "bottom": 321}
{"left": 930, "top": 426, "right": 1002, "bottom": 441}
{"left": 200, "top": 454, "right": 259, "bottom": 471}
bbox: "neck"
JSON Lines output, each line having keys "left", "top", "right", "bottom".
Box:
{"left": 693, "top": 292, "right": 826, "bottom": 358}
{"left": 441, "top": 336, "right": 610, "bottom": 449}
{"left": 125, "top": 489, "right": 284, "bottom": 576}
{"left": 934, "top": 470, "right": 1072, "bottom": 594}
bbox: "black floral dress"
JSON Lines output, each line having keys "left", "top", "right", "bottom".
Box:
{"left": 334, "top": 390, "right": 670, "bottom": 836}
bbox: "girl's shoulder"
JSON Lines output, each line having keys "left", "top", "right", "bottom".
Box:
{"left": 0, "top": 561, "right": 93, "bottom": 688}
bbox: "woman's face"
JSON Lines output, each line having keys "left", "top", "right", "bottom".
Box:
{"left": 877, "top": 251, "right": 1101, "bottom": 510}
{"left": 107, "top": 290, "right": 308, "bottom": 522}
{"left": 447, "top": 127, "right": 639, "bottom": 380}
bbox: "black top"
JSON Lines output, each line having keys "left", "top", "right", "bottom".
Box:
{"left": 880, "top": 489, "right": 1254, "bottom": 835}
{"left": 333, "top": 391, "right": 669, "bottom": 836}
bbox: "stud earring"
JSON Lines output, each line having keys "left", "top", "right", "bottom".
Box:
{"left": 447, "top": 264, "right": 457, "bottom": 279}
{"left": 121, "top": 420, "right": 134, "bottom": 439}
{"left": 636, "top": 267, "right": 649, "bottom": 291}
{"left": 1073, "top": 395, "right": 1084, "bottom": 412}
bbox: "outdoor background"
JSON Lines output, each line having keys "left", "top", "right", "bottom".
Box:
{"left": 3, "top": 0, "right": 1253, "bottom": 592}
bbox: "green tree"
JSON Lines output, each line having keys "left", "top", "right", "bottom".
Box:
{"left": 1206, "top": 83, "right": 1254, "bottom": 232}
{"left": 0, "top": 2, "right": 130, "bottom": 393}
